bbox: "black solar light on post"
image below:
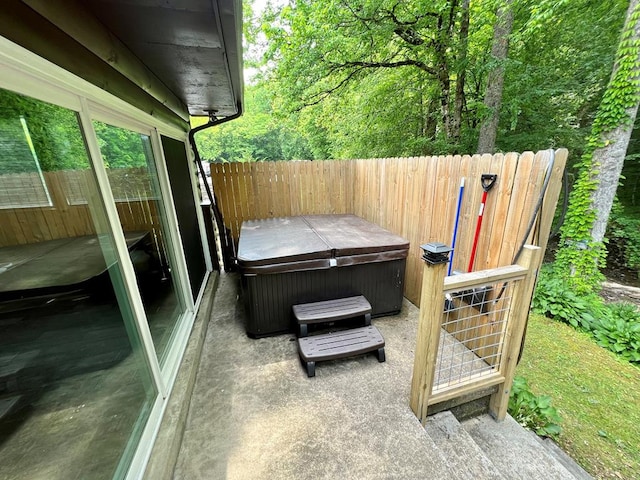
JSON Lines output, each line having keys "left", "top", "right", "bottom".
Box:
{"left": 420, "top": 242, "right": 453, "bottom": 265}
{"left": 410, "top": 242, "right": 452, "bottom": 424}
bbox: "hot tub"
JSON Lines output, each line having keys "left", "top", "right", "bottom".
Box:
{"left": 237, "top": 214, "right": 409, "bottom": 337}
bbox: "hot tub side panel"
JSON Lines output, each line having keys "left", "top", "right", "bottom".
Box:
{"left": 243, "top": 259, "right": 406, "bottom": 337}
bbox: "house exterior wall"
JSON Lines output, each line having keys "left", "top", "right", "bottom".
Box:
{"left": 0, "top": 34, "right": 211, "bottom": 480}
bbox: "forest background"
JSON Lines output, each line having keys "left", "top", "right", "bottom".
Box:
{"left": 193, "top": 0, "right": 640, "bottom": 281}
{"left": 0, "top": 2, "right": 637, "bottom": 475}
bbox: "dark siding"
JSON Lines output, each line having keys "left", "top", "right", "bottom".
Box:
{"left": 162, "top": 135, "right": 207, "bottom": 302}
{"left": 243, "top": 260, "right": 406, "bottom": 337}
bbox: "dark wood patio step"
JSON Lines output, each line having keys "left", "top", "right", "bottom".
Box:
{"left": 297, "top": 325, "right": 385, "bottom": 377}
{"left": 292, "top": 295, "right": 372, "bottom": 337}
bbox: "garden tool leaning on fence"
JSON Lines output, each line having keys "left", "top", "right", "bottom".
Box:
{"left": 459, "top": 173, "right": 498, "bottom": 313}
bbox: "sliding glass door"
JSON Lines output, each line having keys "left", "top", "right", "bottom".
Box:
{"left": 92, "top": 121, "right": 187, "bottom": 367}
{"left": 0, "top": 88, "right": 157, "bottom": 479}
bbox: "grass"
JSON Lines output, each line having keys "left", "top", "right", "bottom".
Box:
{"left": 516, "top": 313, "right": 640, "bottom": 479}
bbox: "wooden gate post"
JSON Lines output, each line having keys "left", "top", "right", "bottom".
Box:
{"left": 489, "top": 245, "right": 541, "bottom": 420}
{"left": 410, "top": 243, "right": 452, "bottom": 425}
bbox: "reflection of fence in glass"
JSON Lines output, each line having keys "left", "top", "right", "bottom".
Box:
{"left": 0, "top": 172, "right": 52, "bottom": 209}
{"left": 0, "top": 169, "right": 160, "bottom": 248}
{"left": 0, "top": 168, "right": 155, "bottom": 209}
{"left": 62, "top": 168, "right": 156, "bottom": 205}
{"left": 0, "top": 117, "right": 52, "bottom": 209}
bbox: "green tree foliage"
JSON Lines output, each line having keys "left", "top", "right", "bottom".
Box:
{"left": 291, "top": 68, "right": 441, "bottom": 159}
{"left": 0, "top": 88, "right": 153, "bottom": 173}
{"left": 262, "top": 0, "right": 476, "bottom": 151}
{"left": 491, "top": 0, "right": 627, "bottom": 156}
{"left": 620, "top": 143, "right": 640, "bottom": 209}
{"left": 93, "top": 121, "right": 148, "bottom": 169}
{"left": 193, "top": 84, "right": 315, "bottom": 162}
{"left": 251, "top": 0, "right": 627, "bottom": 160}
{"left": 0, "top": 88, "right": 89, "bottom": 172}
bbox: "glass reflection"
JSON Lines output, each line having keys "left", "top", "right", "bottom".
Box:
{"left": 93, "top": 121, "right": 185, "bottom": 367}
{"left": 0, "top": 89, "right": 156, "bottom": 479}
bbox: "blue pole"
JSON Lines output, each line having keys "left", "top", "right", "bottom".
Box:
{"left": 448, "top": 178, "right": 465, "bottom": 276}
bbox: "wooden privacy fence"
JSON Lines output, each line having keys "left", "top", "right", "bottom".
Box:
{"left": 211, "top": 149, "right": 567, "bottom": 306}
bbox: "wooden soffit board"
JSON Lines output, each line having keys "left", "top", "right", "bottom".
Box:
{"left": 1, "top": 0, "right": 243, "bottom": 127}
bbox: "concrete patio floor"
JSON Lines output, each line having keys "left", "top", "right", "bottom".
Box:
{"left": 172, "top": 273, "right": 451, "bottom": 480}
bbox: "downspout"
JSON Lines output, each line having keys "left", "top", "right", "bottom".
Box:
{"left": 188, "top": 103, "right": 242, "bottom": 271}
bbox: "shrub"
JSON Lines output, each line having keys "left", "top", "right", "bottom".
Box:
{"left": 533, "top": 266, "right": 640, "bottom": 365}
{"left": 532, "top": 265, "right": 604, "bottom": 330}
{"left": 591, "top": 302, "right": 640, "bottom": 364}
{"left": 509, "top": 376, "right": 562, "bottom": 439}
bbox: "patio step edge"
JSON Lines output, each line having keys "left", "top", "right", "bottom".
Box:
{"left": 528, "top": 430, "right": 593, "bottom": 480}
{"left": 143, "top": 272, "right": 219, "bottom": 480}
{"left": 462, "top": 414, "right": 589, "bottom": 479}
{"left": 425, "top": 411, "right": 505, "bottom": 479}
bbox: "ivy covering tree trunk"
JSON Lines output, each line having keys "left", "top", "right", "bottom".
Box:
{"left": 555, "top": 0, "right": 640, "bottom": 294}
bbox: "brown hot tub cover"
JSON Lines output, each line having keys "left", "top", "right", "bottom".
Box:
{"left": 237, "top": 214, "right": 409, "bottom": 274}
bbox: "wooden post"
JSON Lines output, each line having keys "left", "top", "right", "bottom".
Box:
{"left": 489, "top": 245, "right": 541, "bottom": 420}
{"left": 410, "top": 244, "right": 450, "bottom": 425}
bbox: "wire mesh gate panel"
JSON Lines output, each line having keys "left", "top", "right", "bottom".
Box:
{"left": 434, "top": 280, "right": 516, "bottom": 393}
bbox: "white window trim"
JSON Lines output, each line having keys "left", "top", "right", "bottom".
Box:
{"left": 78, "top": 100, "right": 167, "bottom": 393}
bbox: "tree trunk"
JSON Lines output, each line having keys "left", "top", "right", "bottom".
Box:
{"left": 451, "top": 0, "right": 471, "bottom": 145}
{"left": 438, "top": 69, "right": 452, "bottom": 139}
{"left": 424, "top": 96, "right": 439, "bottom": 140}
{"left": 589, "top": 0, "right": 640, "bottom": 243}
{"left": 476, "top": 0, "right": 514, "bottom": 154}
{"left": 554, "top": 0, "right": 640, "bottom": 294}
{"left": 434, "top": 7, "right": 454, "bottom": 141}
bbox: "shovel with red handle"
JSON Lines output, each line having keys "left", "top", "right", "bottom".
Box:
{"left": 467, "top": 174, "right": 498, "bottom": 272}
{"left": 461, "top": 173, "right": 497, "bottom": 313}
